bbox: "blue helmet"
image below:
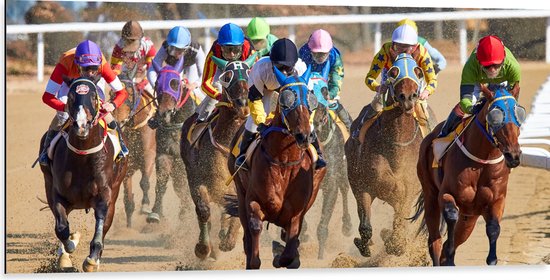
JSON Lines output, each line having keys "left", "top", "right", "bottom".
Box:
{"left": 167, "top": 26, "right": 191, "bottom": 48}
{"left": 218, "top": 23, "right": 245, "bottom": 46}
{"left": 75, "top": 40, "right": 102, "bottom": 67}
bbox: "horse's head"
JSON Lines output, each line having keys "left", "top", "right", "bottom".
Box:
{"left": 386, "top": 53, "right": 423, "bottom": 113}
{"left": 275, "top": 65, "right": 318, "bottom": 149}
{"left": 65, "top": 77, "right": 102, "bottom": 139}
{"left": 152, "top": 56, "right": 187, "bottom": 123}
{"left": 480, "top": 83, "right": 525, "bottom": 168}
{"left": 211, "top": 54, "right": 257, "bottom": 119}
{"left": 308, "top": 64, "right": 331, "bottom": 129}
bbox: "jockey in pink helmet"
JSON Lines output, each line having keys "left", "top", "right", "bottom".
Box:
{"left": 38, "top": 40, "right": 129, "bottom": 166}
{"left": 299, "top": 29, "right": 352, "bottom": 131}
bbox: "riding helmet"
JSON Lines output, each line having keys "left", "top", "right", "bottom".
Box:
{"left": 392, "top": 24, "right": 418, "bottom": 45}
{"left": 270, "top": 38, "right": 298, "bottom": 67}
{"left": 247, "top": 17, "right": 270, "bottom": 40}
{"left": 476, "top": 35, "right": 506, "bottom": 66}
{"left": 167, "top": 26, "right": 191, "bottom": 49}
{"left": 75, "top": 40, "right": 102, "bottom": 67}
{"left": 218, "top": 23, "right": 245, "bottom": 46}
{"left": 308, "top": 29, "right": 333, "bottom": 53}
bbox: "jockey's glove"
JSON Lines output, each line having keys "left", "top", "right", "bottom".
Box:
{"left": 257, "top": 123, "right": 269, "bottom": 135}
{"left": 459, "top": 97, "right": 474, "bottom": 114}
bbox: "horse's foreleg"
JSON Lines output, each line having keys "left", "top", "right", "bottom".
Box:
{"left": 351, "top": 189, "right": 373, "bottom": 257}
{"left": 247, "top": 201, "right": 263, "bottom": 269}
{"left": 316, "top": 179, "right": 338, "bottom": 259}
{"left": 483, "top": 198, "right": 505, "bottom": 265}
{"left": 139, "top": 127, "right": 156, "bottom": 211}
{"left": 276, "top": 214, "right": 302, "bottom": 269}
{"left": 171, "top": 159, "right": 190, "bottom": 221}
{"left": 83, "top": 199, "right": 108, "bottom": 272}
{"left": 193, "top": 185, "right": 213, "bottom": 260}
{"left": 440, "top": 193, "right": 459, "bottom": 266}
{"left": 123, "top": 176, "right": 135, "bottom": 228}
{"left": 423, "top": 192, "right": 443, "bottom": 266}
{"left": 339, "top": 179, "right": 353, "bottom": 237}
{"left": 147, "top": 154, "right": 172, "bottom": 223}
{"left": 52, "top": 200, "right": 79, "bottom": 270}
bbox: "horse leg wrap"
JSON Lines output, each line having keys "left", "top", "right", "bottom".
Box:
{"left": 139, "top": 179, "right": 150, "bottom": 205}
{"left": 486, "top": 219, "right": 500, "bottom": 265}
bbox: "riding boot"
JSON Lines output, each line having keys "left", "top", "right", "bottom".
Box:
{"left": 311, "top": 131, "right": 327, "bottom": 169}
{"left": 352, "top": 104, "right": 378, "bottom": 139}
{"left": 437, "top": 110, "right": 462, "bottom": 138}
{"left": 336, "top": 103, "right": 352, "bottom": 131}
{"left": 39, "top": 129, "right": 57, "bottom": 166}
{"left": 235, "top": 130, "right": 256, "bottom": 171}
{"left": 110, "top": 120, "right": 129, "bottom": 158}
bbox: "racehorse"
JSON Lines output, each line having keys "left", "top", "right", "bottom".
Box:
{"left": 145, "top": 57, "right": 195, "bottom": 224}
{"left": 39, "top": 77, "right": 128, "bottom": 272}
{"left": 180, "top": 55, "right": 256, "bottom": 260}
{"left": 414, "top": 84, "right": 524, "bottom": 266}
{"left": 307, "top": 68, "right": 352, "bottom": 259}
{"left": 226, "top": 65, "right": 327, "bottom": 269}
{"left": 345, "top": 53, "right": 433, "bottom": 257}
{"left": 113, "top": 73, "right": 157, "bottom": 227}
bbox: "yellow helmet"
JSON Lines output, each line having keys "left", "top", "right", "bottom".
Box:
{"left": 397, "top": 19, "right": 418, "bottom": 33}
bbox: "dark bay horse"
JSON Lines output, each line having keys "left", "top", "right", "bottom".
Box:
{"left": 180, "top": 55, "right": 256, "bottom": 260}
{"left": 39, "top": 77, "right": 128, "bottom": 272}
{"left": 226, "top": 66, "right": 327, "bottom": 269}
{"left": 345, "top": 53, "right": 432, "bottom": 257}
{"left": 414, "top": 84, "right": 524, "bottom": 266}
{"left": 145, "top": 57, "right": 195, "bottom": 224}
{"left": 307, "top": 70, "right": 353, "bottom": 260}
{"left": 113, "top": 73, "right": 157, "bottom": 227}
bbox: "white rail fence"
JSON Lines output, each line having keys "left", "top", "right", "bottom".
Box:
{"left": 519, "top": 76, "right": 550, "bottom": 170}
{"left": 7, "top": 9, "right": 550, "bottom": 82}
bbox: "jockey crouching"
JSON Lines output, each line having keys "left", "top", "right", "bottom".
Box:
{"left": 197, "top": 23, "right": 257, "bottom": 123}
{"left": 38, "top": 40, "right": 129, "bottom": 166}
{"left": 352, "top": 24, "right": 438, "bottom": 139}
{"left": 235, "top": 38, "right": 327, "bottom": 171}
{"left": 299, "top": 29, "right": 352, "bottom": 131}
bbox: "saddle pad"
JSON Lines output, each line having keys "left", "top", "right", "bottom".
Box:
{"left": 431, "top": 116, "right": 474, "bottom": 168}
{"left": 47, "top": 132, "right": 64, "bottom": 160}
{"left": 107, "top": 131, "right": 122, "bottom": 161}
{"left": 358, "top": 112, "right": 383, "bottom": 144}
{"left": 187, "top": 114, "right": 219, "bottom": 146}
{"left": 328, "top": 110, "right": 350, "bottom": 141}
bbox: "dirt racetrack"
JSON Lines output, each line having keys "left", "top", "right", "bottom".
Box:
{"left": 5, "top": 62, "right": 550, "bottom": 273}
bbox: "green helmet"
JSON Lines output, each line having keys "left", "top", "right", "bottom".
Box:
{"left": 247, "top": 17, "right": 270, "bottom": 40}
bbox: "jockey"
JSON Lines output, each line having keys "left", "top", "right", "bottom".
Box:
{"left": 246, "top": 17, "right": 278, "bottom": 57}
{"left": 235, "top": 38, "right": 327, "bottom": 171}
{"left": 299, "top": 29, "right": 352, "bottom": 131}
{"left": 197, "top": 23, "right": 257, "bottom": 122}
{"left": 437, "top": 35, "right": 521, "bottom": 138}
{"left": 110, "top": 20, "right": 156, "bottom": 96}
{"left": 146, "top": 26, "right": 207, "bottom": 103}
{"left": 352, "top": 24, "right": 438, "bottom": 139}
{"left": 397, "top": 19, "right": 447, "bottom": 74}
{"left": 39, "top": 40, "right": 129, "bottom": 166}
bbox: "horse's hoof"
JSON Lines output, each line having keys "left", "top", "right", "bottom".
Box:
{"left": 140, "top": 205, "right": 152, "bottom": 214}
{"left": 82, "top": 257, "right": 99, "bottom": 272}
{"left": 271, "top": 241, "right": 285, "bottom": 257}
{"left": 146, "top": 212, "right": 160, "bottom": 223}
{"left": 384, "top": 237, "right": 405, "bottom": 256}
{"left": 65, "top": 232, "right": 81, "bottom": 254}
{"left": 194, "top": 243, "right": 211, "bottom": 260}
{"left": 272, "top": 255, "right": 282, "bottom": 268}
{"left": 380, "top": 228, "right": 391, "bottom": 242}
{"left": 353, "top": 237, "right": 371, "bottom": 257}
{"left": 486, "top": 257, "right": 498, "bottom": 265}
{"left": 286, "top": 256, "right": 301, "bottom": 269}
{"left": 57, "top": 253, "right": 73, "bottom": 270}
{"left": 219, "top": 239, "right": 235, "bottom": 252}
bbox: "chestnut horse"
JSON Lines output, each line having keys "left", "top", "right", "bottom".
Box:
{"left": 180, "top": 55, "right": 256, "bottom": 260}
{"left": 226, "top": 65, "right": 327, "bottom": 269}
{"left": 113, "top": 73, "right": 157, "bottom": 227}
{"left": 345, "top": 53, "right": 433, "bottom": 257}
{"left": 307, "top": 69, "right": 353, "bottom": 259}
{"left": 414, "top": 84, "right": 524, "bottom": 266}
{"left": 145, "top": 57, "right": 196, "bottom": 224}
{"left": 39, "top": 77, "right": 128, "bottom": 272}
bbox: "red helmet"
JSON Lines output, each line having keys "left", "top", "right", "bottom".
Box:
{"left": 476, "top": 35, "right": 506, "bottom": 66}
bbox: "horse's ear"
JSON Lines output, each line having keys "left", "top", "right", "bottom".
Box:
{"left": 480, "top": 84, "right": 495, "bottom": 100}
{"left": 414, "top": 66, "right": 424, "bottom": 80}
{"left": 510, "top": 83, "right": 520, "bottom": 100}
{"left": 152, "top": 58, "right": 162, "bottom": 73}
{"left": 273, "top": 65, "right": 287, "bottom": 86}
{"left": 245, "top": 52, "right": 259, "bottom": 67}
{"left": 211, "top": 55, "right": 228, "bottom": 70}
{"left": 301, "top": 65, "right": 312, "bottom": 84}
{"left": 175, "top": 56, "right": 184, "bottom": 73}
{"left": 388, "top": 66, "right": 399, "bottom": 79}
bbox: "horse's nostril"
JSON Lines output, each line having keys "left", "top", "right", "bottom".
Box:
{"left": 399, "top": 94, "right": 406, "bottom": 100}
{"left": 295, "top": 133, "right": 306, "bottom": 143}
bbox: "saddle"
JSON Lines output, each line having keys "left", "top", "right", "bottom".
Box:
{"left": 431, "top": 116, "right": 475, "bottom": 168}
{"left": 186, "top": 110, "right": 220, "bottom": 147}
{"left": 327, "top": 109, "right": 350, "bottom": 141}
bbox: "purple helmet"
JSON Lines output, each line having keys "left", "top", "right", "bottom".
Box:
{"left": 75, "top": 40, "right": 102, "bottom": 67}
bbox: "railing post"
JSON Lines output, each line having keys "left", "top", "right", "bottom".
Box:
{"left": 288, "top": 25, "right": 296, "bottom": 43}
{"left": 374, "top": 22, "right": 381, "bottom": 56}
{"left": 37, "top": 32, "right": 44, "bottom": 82}
{"left": 459, "top": 20, "right": 467, "bottom": 65}
{"left": 204, "top": 27, "right": 211, "bottom": 55}
{"left": 546, "top": 17, "right": 550, "bottom": 63}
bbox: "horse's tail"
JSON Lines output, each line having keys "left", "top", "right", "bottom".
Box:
{"left": 408, "top": 191, "right": 428, "bottom": 237}
{"left": 223, "top": 194, "right": 239, "bottom": 217}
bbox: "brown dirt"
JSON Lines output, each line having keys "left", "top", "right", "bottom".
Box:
{"left": 5, "top": 62, "right": 550, "bottom": 273}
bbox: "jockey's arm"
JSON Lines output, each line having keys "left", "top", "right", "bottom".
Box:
{"left": 201, "top": 50, "right": 222, "bottom": 100}
{"left": 109, "top": 45, "right": 124, "bottom": 75}
{"left": 418, "top": 47, "right": 437, "bottom": 96}
{"left": 42, "top": 62, "right": 69, "bottom": 111}
{"left": 423, "top": 40, "right": 447, "bottom": 73}
{"left": 195, "top": 45, "right": 207, "bottom": 79}
{"left": 101, "top": 63, "right": 128, "bottom": 108}
{"left": 248, "top": 85, "right": 266, "bottom": 125}
{"left": 328, "top": 54, "right": 344, "bottom": 99}
{"left": 145, "top": 42, "right": 157, "bottom": 70}
{"left": 365, "top": 48, "right": 387, "bottom": 93}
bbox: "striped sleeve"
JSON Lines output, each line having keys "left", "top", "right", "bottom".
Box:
{"left": 418, "top": 46, "right": 438, "bottom": 95}
{"left": 201, "top": 49, "right": 221, "bottom": 99}
{"left": 110, "top": 45, "right": 124, "bottom": 75}
{"left": 365, "top": 47, "right": 388, "bottom": 92}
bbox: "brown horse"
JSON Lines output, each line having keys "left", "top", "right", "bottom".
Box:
{"left": 112, "top": 74, "right": 157, "bottom": 227}
{"left": 307, "top": 70, "right": 353, "bottom": 260}
{"left": 39, "top": 77, "right": 128, "bottom": 272}
{"left": 345, "top": 53, "right": 432, "bottom": 257}
{"left": 414, "top": 84, "right": 524, "bottom": 266}
{"left": 180, "top": 56, "right": 255, "bottom": 260}
{"left": 145, "top": 57, "right": 196, "bottom": 224}
{"left": 226, "top": 66, "right": 327, "bottom": 269}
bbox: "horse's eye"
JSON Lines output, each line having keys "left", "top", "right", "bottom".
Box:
{"left": 279, "top": 90, "right": 296, "bottom": 109}
{"left": 487, "top": 108, "right": 504, "bottom": 128}
{"left": 514, "top": 105, "right": 526, "bottom": 124}
{"left": 307, "top": 91, "right": 319, "bottom": 111}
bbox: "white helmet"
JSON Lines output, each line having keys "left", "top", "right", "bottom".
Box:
{"left": 392, "top": 24, "right": 418, "bottom": 45}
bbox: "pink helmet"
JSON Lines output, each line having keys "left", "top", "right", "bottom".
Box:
{"left": 308, "top": 29, "right": 333, "bottom": 53}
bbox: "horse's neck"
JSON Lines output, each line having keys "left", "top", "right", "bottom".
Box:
{"left": 380, "top": 109, "right": 416, "bottom": 141}
{"left": 460, "top": 114, "right": 502, "bottom": 160}
{"left": 212, "top": 106, "right": 243, "bottom": 145}
{"left": 264, "top": 115, "right": 300, "bottom": 157}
